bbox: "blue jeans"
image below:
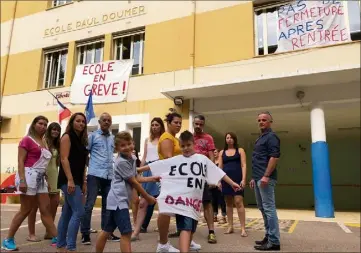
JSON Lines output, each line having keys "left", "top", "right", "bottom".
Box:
{"left": 81, "top": 175, "right": 112, "bottom": 235}
{"left": 175, "top": 215, "right": 198, "bottom": 233}
{"left": 57, "top": 185, "right": 85, "bottom": 251}
{"left": 103, "top": 208, "right": 132, "bottom": 234}
{"left": 254, "top": 179, "right": 280, "bottom": 245}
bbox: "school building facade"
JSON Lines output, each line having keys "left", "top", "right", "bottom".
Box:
{"left": 1, "top": 1, "right": 360, "bottom": 215}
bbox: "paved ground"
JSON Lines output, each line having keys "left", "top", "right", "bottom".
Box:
{"left": 0, "top": 204, "right": 360, "bottom": 252}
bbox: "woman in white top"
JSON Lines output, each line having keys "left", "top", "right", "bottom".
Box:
{"left": 131, "top": 117, "right": 165, "bottom": 241}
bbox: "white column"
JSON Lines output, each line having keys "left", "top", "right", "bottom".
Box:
{"left": 189, "top": 98, "right": 194, "bottom": 132}
{"left": 310, "top": 103, "right": 334, "bottom": 218}
{"left": 310, "top": 104, "right": 326, "bottom": 143}
{"left": 189, "top": 110, "right": 194, "bottom": 132}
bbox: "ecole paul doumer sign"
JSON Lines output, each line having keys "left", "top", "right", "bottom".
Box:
{"left": 44, "top": 5, "right": 146, "bottom": 37}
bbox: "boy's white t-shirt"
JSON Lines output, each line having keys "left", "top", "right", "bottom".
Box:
{"left": 149, "top": 153, "right": 226, "bottom": 221}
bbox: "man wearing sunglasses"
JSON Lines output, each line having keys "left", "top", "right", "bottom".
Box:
{"left": 250, "top": 112, "right": 281, "bottom": 251}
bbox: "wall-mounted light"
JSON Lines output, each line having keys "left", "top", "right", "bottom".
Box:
{"left": 173, "top": 96, "right": 184, "bottom": 106}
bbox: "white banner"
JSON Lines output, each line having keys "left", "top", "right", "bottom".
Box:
{"left": 70, "top": 60, "right": 133, "bottom": 104}
{"left": 277, "top": 0, "right": 351, "bottom": 53}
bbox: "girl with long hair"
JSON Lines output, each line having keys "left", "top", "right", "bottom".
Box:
{"left": 131, "top": 117, "right": 165, "bottom": 241}
{"left": 218, "top": 132, "right": 248, "bottom": 237}
{"left": 56, "top": 113, "right": 88, "bottom": 252}
{"left": 2, "top": 116, "right": 58, "bottom": 251}
{"left": 27, "top": 122, "right": 62, "bottom": 242}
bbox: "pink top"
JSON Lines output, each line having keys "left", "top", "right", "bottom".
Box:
{"left": 194, "top": 132, "right": 216, "bottom": 158}
{"left": 19, "top": 136, "right": 42, "bottom": 167}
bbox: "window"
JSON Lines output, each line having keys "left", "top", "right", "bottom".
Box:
{"left": 255, "top": 1, "right": 361, "bottom": 55}
{"left": 111, "top": 126, "right": 119, "bottom": 153}
{"left": 111, "top": 125, "right": 119, "bottom": 136}
{"left": 43, "top": 48, "right": 68, "bottom": 88}
{"left": 346, "top": 1, "right": 361, "bottom": 41}
{"left": 52, "top": 0, "right": 72, "bottom": 7}
{"left": 77, "top": 40, "right": 104, "bottom": 65}
{"left": 113, "top": 30, "right": 145, "bottom": 75}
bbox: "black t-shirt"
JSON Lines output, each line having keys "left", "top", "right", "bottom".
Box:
{"left": 58, "top": 130, "right": 89, "bottom": 188}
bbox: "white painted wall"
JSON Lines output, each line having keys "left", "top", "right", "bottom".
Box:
{"left": 0, "top": 143, "right": 18, "bottom": 174}
{"left": 2, "top": 43, "right": 360, "bottom": 116}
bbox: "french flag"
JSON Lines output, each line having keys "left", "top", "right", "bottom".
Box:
{"left": 48, "top": 91, "right": 71, "bottom": 123}
{"left": 57, "top": 98, "right": 71, "bottom": 123}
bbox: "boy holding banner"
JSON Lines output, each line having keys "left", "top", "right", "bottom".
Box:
{"left": 138, "top": 130, "right": 241, "bottom": 252}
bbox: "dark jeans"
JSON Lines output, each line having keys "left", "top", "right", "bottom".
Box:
{"left": 80, "top": 175, "right": 112, "bottom": 235}
{"left": 211, "top": 187, "right": 226, "bottom": 217}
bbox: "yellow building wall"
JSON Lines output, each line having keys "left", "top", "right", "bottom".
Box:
{"left": 143, "top": 16, "right": 194, "bottom": 74}
{"left": 194, "top": 2, "right": 254, "bottom": 67}
{"left": 1, "top": 56, "right": 7, "bottom": 93}
{"left": 1, "top": 1, "right": 16, "bottom": 23}
{"left": 3, "top": 49, "right": 43, "bottom": 95}
{"left": 15, "top": 1, "right": 49, "bottom": 20}
{"left": 1, "top": 0, "right": 49, "bottom": 23}
{"left": 133, "top": 3, "right": 255, "bottom": 74}
{"left": 103, "top": 34, "right": 113, "bottom": 62}
{"left": 64, "top": 41, "right": 77, "bottom": 87}
{"left": 2, "top": 3, "right": 255, "bottom": 95}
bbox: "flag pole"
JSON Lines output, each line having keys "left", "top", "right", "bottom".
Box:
{"left": 46, "top": 89, "right": 58, "bottom": 100}
{"left": 47, "top": 90, "right": 72, "bottom": 115}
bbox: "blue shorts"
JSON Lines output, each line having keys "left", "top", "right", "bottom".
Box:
{"left": 175, "top": 214, "right": 198, "bottom": 233}
{"left": 103, "top": 208, "right": 132, "bottom": 235}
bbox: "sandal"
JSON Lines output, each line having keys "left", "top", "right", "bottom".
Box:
{"left": 26, "top": 236, "right": 41, "bottom": 242}
{"left": 241, "top": 230, "right": 248, "bottom": 237}
{"left": 224, "top": 228, "right": 234, "bottom": 234}
{"left": 130, "top": 235, "right": 140, "bottom": 242}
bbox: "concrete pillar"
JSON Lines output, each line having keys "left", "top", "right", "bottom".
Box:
{"left": 189, "top": 99, "right": 194, "bottom": 132}
{"left": 103, "top": 34, "right": 113, "bottom": 61}
{"left": 65, "top": 41, "right": 77, "bottom": 87}
{"left": 310, "top": 104, "right": 334, "bottom": 218}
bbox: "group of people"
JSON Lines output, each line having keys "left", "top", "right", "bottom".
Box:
{"left": 2, "top": 110, "right": 281, "bottom": 252}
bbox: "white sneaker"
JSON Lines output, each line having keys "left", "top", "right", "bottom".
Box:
{"left": 190, "top": 240, "right": 202, "bottom": 251}
{"left": 156, "top": 242, "right": 180, "bottom": 252}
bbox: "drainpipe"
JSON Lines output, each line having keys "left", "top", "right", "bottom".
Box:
{"left": 1, "top": 0, "right": 17, "bottom": 107}
{"left": 191, "top": 0, "right": 196, "bottom": 85}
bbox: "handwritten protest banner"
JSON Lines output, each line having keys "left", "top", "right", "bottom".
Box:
{"left": 70, "top": 60, "right": 133, "bottom": 104}
{"left": 277, "top": 0, "right": 351, "bottom": 52}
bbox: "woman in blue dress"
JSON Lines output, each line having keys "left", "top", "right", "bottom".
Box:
{"left": 218, "top": 132, "right": 248, "bottom": 237}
